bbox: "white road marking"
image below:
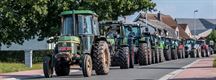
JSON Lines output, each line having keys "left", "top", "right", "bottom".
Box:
{"left": 159, "top": 59, "right": 200, "bottom": 80}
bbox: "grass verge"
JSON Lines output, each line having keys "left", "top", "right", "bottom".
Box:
{"left": 0, "top": 62, "right": 42, "bottom": 73}
{"left": 213, "top": 58, "right": 216, "bottom": 67}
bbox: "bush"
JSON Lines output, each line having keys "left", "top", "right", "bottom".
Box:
{"left": 0, "top": 50, "right": 52, "bottom": 63}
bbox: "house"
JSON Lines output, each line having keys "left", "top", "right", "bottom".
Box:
{"left": 176, "top": 18, "right": 216, "bottom": 39}
{"left": 178, "top": 24, "right": 193, "bottom": 38}
{"left": 134, "top": 12, "right": 192, "bottom": 39}
{"left": 148, "top": 20, "right": 177, "bottom": 38}
{"left": 178, "top": 24, "right": 190, "bottom": 39}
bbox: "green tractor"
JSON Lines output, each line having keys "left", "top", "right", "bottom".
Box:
{"left": 99, "top": 21, "right": 153, "bottom": 68}
{"left": 184, "top": 39, "right": 200, "bottom": 58}
{"left": 170, "top": 39, "right": 178, "bottom": 60}
{"left": 149, "top": 29, "right": 165, "bottom": 63}
{"left": 43, "top": 10, "right": 111, "bottom": 77}
{"left": 163, "top": 37, "right": 172, "bottom": 61}
{"left": 177, "top": 39, "right": 185, "bottom": 59}
{"left": 99, "top": 21, "right": 142, "bottom": 68}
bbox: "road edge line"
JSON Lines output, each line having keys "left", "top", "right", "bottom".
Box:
{"left": 158, "top": 59, "right": 200, "bottom": 80}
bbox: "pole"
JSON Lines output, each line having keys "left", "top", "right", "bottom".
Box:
{"left": 193, "top": 11, "right": 195, "bottom": 38}
{"left": 193, "top": 10, "right": 198, "bottom": 39}
{"left": 25, "top": 49, "right": 33, "bottom": 68}
{"left": 145, "top": 10, "right": 148, "bottom": 27}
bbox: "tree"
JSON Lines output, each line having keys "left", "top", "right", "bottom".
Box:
{"left": 0, "top": 0, "right": 156, "bottom": 45}
{"left": 207, "top": 30, "right": 216, "bottom": 42}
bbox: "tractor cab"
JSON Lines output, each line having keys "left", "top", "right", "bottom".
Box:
{"left": 58, "top": 10, "right": 99, "bottom": 55}
{"left": 184, "top": 39, "right": 194, "bottom": 50}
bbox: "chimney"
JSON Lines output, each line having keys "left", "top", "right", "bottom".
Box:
{"left": 157, "top": 11, "right": 161, "bottom": 21}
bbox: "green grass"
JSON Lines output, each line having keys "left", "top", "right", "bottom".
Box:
{"left": 0, "top": 62, "right": 42, "bottom": 73}
{"left": 213, "top": 58, "right": 216, "bottom": 67}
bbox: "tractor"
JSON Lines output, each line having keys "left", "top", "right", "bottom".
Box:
{"left": 99, "top": 21, "right": 136, "bottom": 69}
{"left": 43, "top": 10, "right": 111, "bottom": 77}
{"left": 208, "top": 40, "right": 214, "bottom": 55}
{"left": 99, "top": 21, "right": 153, "bottom": 67}
{"left": 150, "top": 35, "right": 162, "bottom": 63}
{"left": 184, "top": 39, "right": 193, "bottom": 58}
{"left": 163, "top": 37, "right": 172, "bottom": 61}
{"left": 137, "top": 24, "right": 152, "bottom": 65}
{"left": 170, "top": 39, "right": 178, "bottom": 60}
{"left": 177, "top": 39, "right": 185, "bottom": 59}
{"left": 184, "top": 39, "right": 201, "bottom": 58}
{"left": 197, "top": 39, "right": 210, "bottom": 57}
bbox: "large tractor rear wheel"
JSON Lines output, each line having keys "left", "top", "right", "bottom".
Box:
{"left": 151, "top": 49, "right": 156, "bottom": 64}
{"left": 55, "top": 60, "right": 70, "bottom": 76}
{"left": 171, "top": 48, "right": 178, "bottom": 60}
{"left": 118, "top": 47, "right": 129, "bottom": 69}
{"left": 190, "top": 49, "right": 197, "bottom": 58}
{"left": 138, "top": 43, "right": 148, "bottom": 65}
{"left": 82, "top": 54, "right": 93, "bottom": 77}
{"left": 177, "top": 50, "right": 183, "bottom": 59}
{"left": 159, "top": 48, "right": 165, "bottom": 62}
{"left": 201, "top": 49, "right": 206, "bottom": 57}
{"left": 164, "top": 48, "right": 171, "bottom": 61}
{"left": 196, "top": 48, "right": 201, "bottom": 58}
{"left": 206, "top": 49, "right": 210, "bottom": 57}
{"left": 92, "top": 41, "right": 110, "bottom": 75}
{"left": 154, "top": 48, "right": 160, "bottom": 63}
{"left": 43, "top": 56, "right": 53, "bottom": 78}
{"left": 182, "top": 49, "right": 186, "bottom": 58}
{"left": 185, "top": 51, "right": 190, "bottom": 58}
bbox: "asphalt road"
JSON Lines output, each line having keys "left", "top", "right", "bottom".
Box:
{"left": 29, "top": 58, "right": 197, "bottom": 80}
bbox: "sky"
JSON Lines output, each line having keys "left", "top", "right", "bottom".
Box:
{"left": 124, "top": 0, "right": 216, "bottom": 22}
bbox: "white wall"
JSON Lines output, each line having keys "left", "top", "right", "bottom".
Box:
{"left": 185, "top": 25, "right": 193, "bottom": 37}
{"left": 1, "top": 38, "right": 49, "bottom": 51}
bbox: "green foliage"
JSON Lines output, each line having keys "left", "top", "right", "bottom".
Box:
{"left": 0, "top": 50, "right": 51, "bottom": 63}
{"left": 0, "top": 0, "right": 156, "bottom": 45}
{"left": 207, "top": 30, "right": 216, "bottom": 42}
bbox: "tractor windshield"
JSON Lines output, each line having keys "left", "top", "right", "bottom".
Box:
{"left": 62, "top": 16, "right": 74, "bottom": 36}
{"left": 124, "top": 26, "right": 140, "bottom": 37}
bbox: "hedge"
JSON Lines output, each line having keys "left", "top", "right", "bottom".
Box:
{"left": 0, "top": 50, "right": 52, "bottom": 63}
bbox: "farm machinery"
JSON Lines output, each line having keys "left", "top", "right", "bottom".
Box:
{"left": 43, "top": 10, "right": 111, "bottom": 77}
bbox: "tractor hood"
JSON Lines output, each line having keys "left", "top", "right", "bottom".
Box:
{"left": 58, "top": 36, "right": 80, "bottom": 44}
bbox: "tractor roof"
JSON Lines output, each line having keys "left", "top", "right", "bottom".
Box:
{"left": 60, "top": 10, "right": 97, "bottom": 16}
{"left": 100, "top": 21, "right": 144, "bottom": 27}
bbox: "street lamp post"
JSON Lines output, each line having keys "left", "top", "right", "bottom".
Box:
{"left": 193, "top": 9, "right": 198, "bottom": 39}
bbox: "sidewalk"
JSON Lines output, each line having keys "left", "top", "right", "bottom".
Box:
{"left": 0, "top": 70, "right": 43, "bottom": 79}
{"left": 170, "top": 57, "right": 216, "bottom": 80}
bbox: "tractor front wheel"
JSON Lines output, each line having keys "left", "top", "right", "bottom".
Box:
{"left": 118, "top": 47, "right": 129, "bottom": 69}
{"left": 55, "top": 60, "right": 70, "bottom": 76}
{"left": 82, "top": 54, "right": 93, "bottom": 77}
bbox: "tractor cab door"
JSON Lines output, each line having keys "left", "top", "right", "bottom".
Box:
{"left": 77, "top": 15, "right": 96, "bottom": 54}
